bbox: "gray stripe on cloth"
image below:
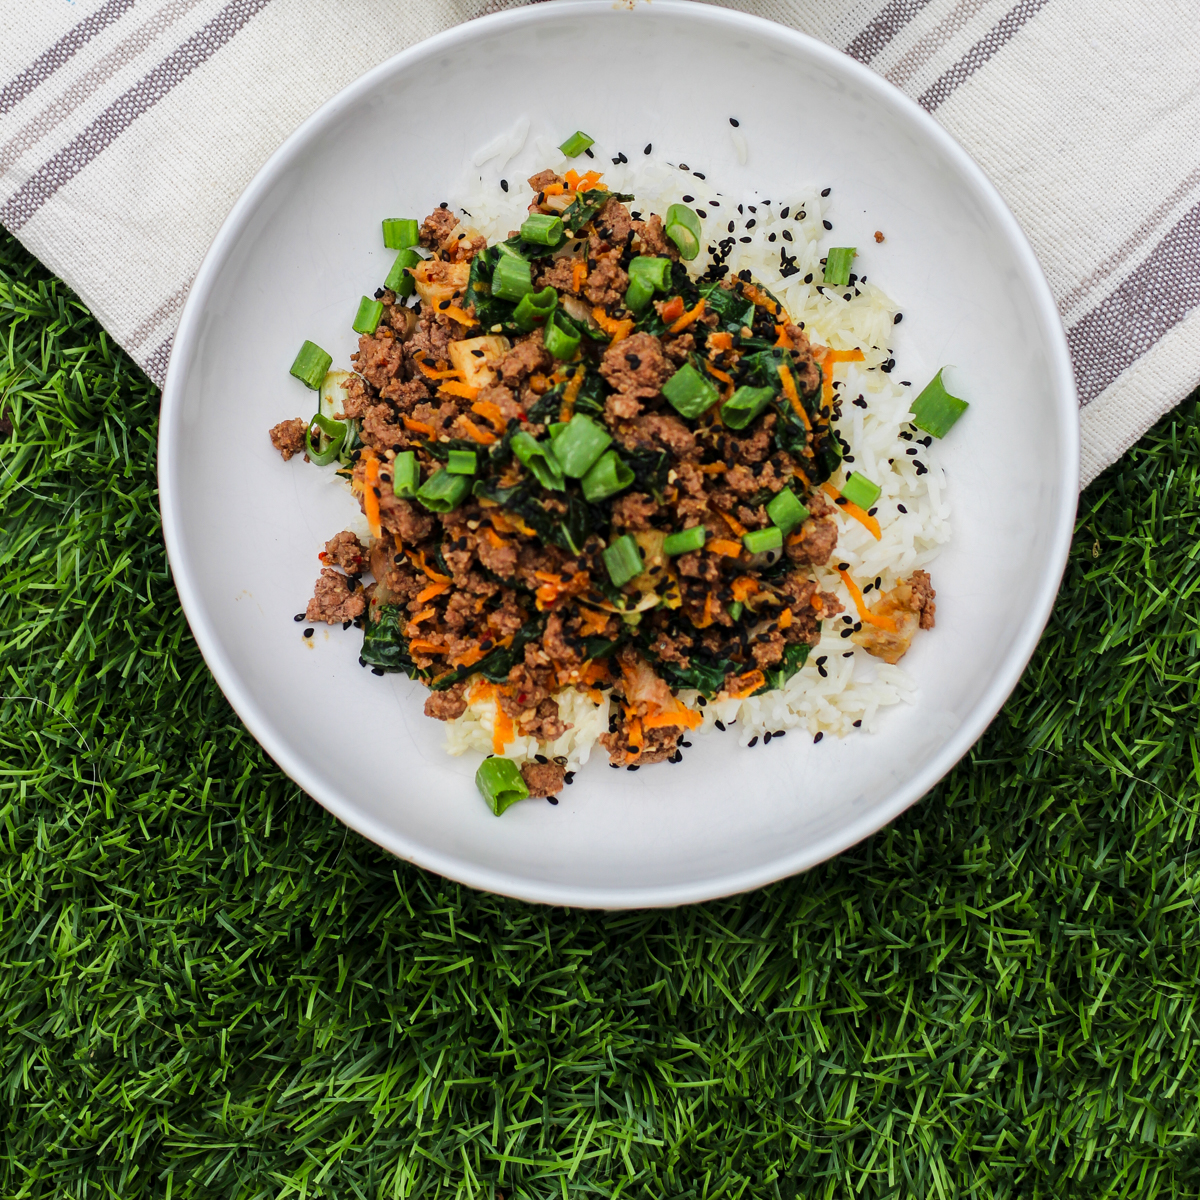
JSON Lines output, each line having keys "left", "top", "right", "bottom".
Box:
{"left": 142, "top": 334, "right": 175, "bottom": 388}
{"left": 127, "top": 279, "right": 193, "bottom": 352}
{"left": 0, "top": 0, "right": 206, "bottom": 177}
{"left": 884, "top": 0, "right": 995, "bottom": 92}
{"left": 844, "top": 0, "right": 936, "bottom": 64}
{"left": 0, "top": 0, "right": 137, "bottom": 117}
{"left": 917, "top": 0, "right": 1053, "bottom": 111}
{"left": 0, "top": 0, "right": 274, "bottom": 232}
{"left": 1069, "top": 200, "right": 1200, "bottom": 406}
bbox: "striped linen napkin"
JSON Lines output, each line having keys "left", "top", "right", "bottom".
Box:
{"left": 1, "top": 0, "right": 1196, "bottom": 486}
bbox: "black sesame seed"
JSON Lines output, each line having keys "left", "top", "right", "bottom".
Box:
{"left": 715, "top": 720, "right": 726, "bottom": 731}
{"left": 612, "top": 156, "right": 622, "bottom": 165}
{"left": 293, "top": 613, "right": 305, "bottom": 622}
{"left": 359, "top": 656, "right": 367, "bottom": 667}
{"left": 782, "top": 229, "right": 793, "bottom": 242}
{"left": 894, "top": 312, "right": 903, "bottom": 324}
{"left": 500, "top": 179, "right": 509, "bottom": 192}
{"left": 853, "top": 720, "right": 862, "bottom": 728}
{"left": 748, "top": 736, "right": 759, "bottom": 747}
{"left": 682, "top": 194, "right": 694, "bottom": 203}
{"left": 697, "top": 209, "right": 706, "bottom": 218}
{"left": 897, "top": 503, "right": 908, "bottom": 514}
{"left": 814, "top": 731, "right": 824, "bottom": 743}
{"left": 906, "top": 447, "right": 919, "bottom": 456}
{"left": 535, "top": 754, "right": 548, "bottom": 764}
{"left": 679, "top": 163, "right": 690, "bottom": 170}
{"left": 371, "top": 667, "right": 385, "bottom": 676}
{"left": 764, "top": 731, "right": 773, "bottom": 744}
{"left": 585, "top": 147, "right": 594, "bottom": 159}
{"left": 694, "top": 172, "right": 705, "bottom": 179}
{"left": 821, "top": 187, "right": 831, "bottom": 197}
{"left": 841, "top": 629, "right": 853, "bottom": 638}
{"left": 610, "top": 763, "right": 620, "bottom": 769}
{"left": 342, "top": 619, "right": 352, "bottom": 630}
{"left": 303, "top": 627, "right": 314, "bottom": 638}
{"left": 739, "top": 236, "right": 751, "bottom": 243}
{"left": 697, "top": 695, "right": 707, "bottom": 706}
{"left": 644, "top": 143, "right": 652, "bottom": 154}
{"left": 547, "top": 795, "right": 559, "bottom": 804}
{"left": 804, "top": 273, "right": 813, "bottom": 283}
{"left": 729, "top": 117, "right": 740, "bottom": 127}
{"left": 682, "top": 741, "right": 692, "bottom": 748}
{"left": 627, "top": 764, "right": 640, "bottom": 771}
{"left": 768, "top": 233, "right": 777, "bottom": 242}
{"left": 823, "top": 219, "right": 833, "bottom": 230}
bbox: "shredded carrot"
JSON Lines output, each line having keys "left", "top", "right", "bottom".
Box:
{"left": 458, "top": 416, "right": 497, "bottom": 444}
{"left": 362, "top": 451, "right": 381, "bottom": 538}
{"left": 727, "top": 669, "right": 766, "bottom": 699}
{"left": 707, "top": 363, "right": 735, "bottom": 386}
{"left": 730, "top": 575, "right": 759, "bottom": 602}
{"left": 415, "top": 581, "right": 451, "bottom": 604}
{"left": 626, "top": 715, "right": 644, "bottom": 752}
{"left": 442, "top": 304, "right": 475, "bottom": 327}
{"left": 669, "top": 296, "right": 706, "bottom": 334}
{"left": 822, "top": 348, "right": 867, "bottom": 364}
{"left": 643, "top": 708, "right": 704, "bottom": 731}
{"left": 741, "top": 283, "right": 778, "bottom": 314}
{"left": 578, "top": 607, "right": 611, "bottom": 638}
{"left": 576, "top": 170, "right": 604, "bottom": 192}
{"left": 660, "top": 296, "right": 685, "bottom": 323}
{"left": 483, "top": 526, "right": 509, "bottom": 549}
{"left": 700, "top": 462, "right": 727, "bottom": 475}
{"left": 694, "top": 593, "right": 715, "bottom": 629}
{"left": 414, "top": 360, "right": 462, "bottom": 380}
{"left": 708, "top": 538, "right": 743, "bottom": 558}
{"left": 774, "top": 323, "right": 791, "bottom": 348}
{"left": 580, "top": 655, "right": 610, "bottom": 682}
{"left": 409, "top": 550, "right": 451, "bottom": 583}
{"left": 717, "top": 510, "right": 747, "bottom": 538}
{"left": 560, "top": 365, "right": 586, "bottom": 422}
{"left": 816, "top": 346, "right": 865, "bottom": 409}
{"left": 406, "top": 608, "right": 436, "bottom": 629}
{"left": 471, "top": 400, "right": 507, "bottom": 432}
{"left": 588, "top": 688, "right": 604, "bottom": 704}
{"left": 708, "top": 331, "right": 733, "bottom": 352}
{"left": 791, "top": 464, "right": 812, "bottom": 489}
{"left": 837, "top": 567, "right": 898, "bottom": 631}
{"left": 571, "top": 259, "right": 588, "bottom": 293}
{"left": 408, "top": 639, "right": 446, "bottom": 655}
{"left": 563, "top": 169, "right": 580, "bottom": 188}
{"left": 542, "top": 182, "right": 566, "bottom": 196}
{"left": 439, "top": 380, "right": 480, "bottom": 401}
{"left": 451, "top": 646, "right": 486, "bottom": 668}
{"left": 592, "top": 307, "right": 634, "bottom": 343}
{"left": 777, "top": 362, "right": 811, "bottom": 430}
{"left": 779, "top": 607, "right": 793, "bottom": 630}
{"left": 821, "top": 481, "right": 882, "bottom": 540}
{"left": 812, "top": 594, "right": 824, "bottom": 614}
{"left": 403, "top": 416, "right": 436, "bottom": 436}
{"left": 492, "top": 702, "right": 514, "bottom": 754}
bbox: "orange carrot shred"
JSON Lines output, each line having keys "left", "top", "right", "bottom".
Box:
{"left": 471, "top": 400, "right": 507, "bottom": 432}
{"left": 406, "top": 608, "right": 437, "bottom": 629}
{"left": 563, "top": 169, "right": 580, "bottom": 188}
{"left": 408, "top": 638, "right": 446, "bottom": 655}
{"left": 560, "top": 365, "right": 586, "bottom": 422}
{"left": 442, "top": 304, "right": 475, "bottom": 327}
{"left": 542, "top": 182, "right": 566, "bottom": 196}
{"left": 707, "top": 363, "right": 734, "bottom": 386}
{"left": 362, "top": 451, "right": 381, "bottom": 537}
{"left": 492, "top": 701, "right": 514, "bottom": 754}
{"left": 708, "top": 331, "right": 733, "bottom": 351}
{"left": 741, "top": 283, "right": 778, "bottom": 313}
{"left": 821, "top": 482, "right": 882, "bottom": 540}
{"left": 571, "top": 259, "right": 588, "bottom": 293}
{"left": 592, "top": 307, "right": 634, "bottom": 343}
{"left": 458, "top": 416, "right": 496, "bottom": 445}
{"left": 777, "top": 362, "right": 811, "bottom": 430}
{"left": 643, "top": 708, "right": 704, "bottom": 731}
{"left": 669, "top": 296, "right": 706, "bottom": 334}
{"left": 415, "top": 581, "right": 451, "bottom": 604}
{"left": 708, "top": 538, "right": 743, "bottom": 558}
{"left": 414, "top": 360, "right": 462, "bottom": 380}
{"left": 660, "top": 296, "right": 685, "bottom": 322}
{"left": 730, "top": 575, "right": 759, "bottom": 602}
{"left": 439, "top": 380, "right": 480, "bottom": 401}
{"left": 717, "top": 510, "right": 747, "bottom": 538}
{"left": 727, "top": 669, "right": 766, "bottom": 699}
{"left": 779, "top": 607, "right": 793, "bottom": 629}
{"left": 403, "top": 416, "right": 436, "bottom": 436}
{"left": 837, "top": 567, "right": 898, "bottom": 631}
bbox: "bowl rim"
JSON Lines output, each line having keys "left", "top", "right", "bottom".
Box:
{"left": 158, "top": 0, "right": 1080, "bottom": 909}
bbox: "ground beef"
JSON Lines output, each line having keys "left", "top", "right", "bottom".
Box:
{"left": 583, "top": 250, "right": 628, "bottom": 308}
{"left": 605, "top": 392, "right": 642, "bottom": 422}
{"left": 338, "top": 374, "right": 372, "bottom": 419}
{"left": 408, "top": 306, "right": 459, "bottom": 363}
{"left": 908, "top": 570, "right": 936, "bottom": 629}
{"left": 502, "top": 663, "right": 552, "bottom": 714}
{"left": 610, "top": 492, "right": 660, "bottom": 530}
{"left": 378, "top": 493, "right": 435, "bottom": 542}
{"left": 498, "top": 335, "right": 551, "bottom": 386}
{"left": 535, "top": 258, "right": 578, "bottom": 292}
{"left": 527, "top": 169, "right": 563, "bottom": 193}
{"left": 477, "top": 533, "right": 518, "bottom": 579}
{"left": 518, "top": 697, "right": 571, "bottom": 743}
{"left": 598, "top": 332, "right": 674, "bottom": 399}
{"left": 487, "top": 592, "right": 526, "bottom": 637}
{"left": 727, "top": 425, "right": 772, "bottom": 464}
{"left": 786, "top": 516, "right": 839, "bottom": 566}
{"left": 662, "top": 332, "right": 694, "bottom": 364}
{"left": 596, "top": 197, "right": 634, "bottom": 245}
{"left": 600, "top": 709, "right": 681, "bottom": 766}
{"left": 379, "top": 377, "right": 430, "bottom": 410}
{"left": 352, "top": 331, "right": 405, "bottom": 390}
{"left": 476, "top": 383, "right": 524, "bottom": 422}
{"left": 322, "top": 531, "right": 366, "bottom": 574}
{"left": 750, "top": 630, "right": 786, "bottom": 668}
{"left": 423, "top": 681, "right": 468, "bottom": 721}
{"left": 419, "top": 207, "right": 458, "bottom": 249}
{"left": 617, "top": 413, "right": 697, "bottom": 457}
{"left": 306, "top": 568, "right": 366, "bottom": 624}
{"left": 361, "top": 403, "right": 405, "bottom": 451}
{"left": 269, "top": 418, "right": 306, "bottom": 461}
{"left": 632, "top": 214, "right": 679, "bottom": 260}
{"left": 543, "top": 612, "right": 582, "bottom": 666}
{"left": 644, "top": 624, "right": 692, "bottom": 668}
{"left": 520, "top": 759, "right": 566, "bottom": 796}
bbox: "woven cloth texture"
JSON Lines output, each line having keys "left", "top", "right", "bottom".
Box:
{"left": 0, "top": 0, "right": 1196, "bottom": 486}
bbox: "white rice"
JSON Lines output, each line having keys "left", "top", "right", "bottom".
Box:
{"left": 441, "top": 138, "right": 951, "bottom": 766}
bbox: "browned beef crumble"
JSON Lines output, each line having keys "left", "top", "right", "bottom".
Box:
{"left": 306, "top": 568, "right": 366, "bottom": 624}
{"left": 269, "top": 418, "right": 307, "bottom": 461}
{"left": 323, "top": 531, "right": 366, "bottom": 574}
{"left": 520, "top": 760, "right": 566, "bottom": 796}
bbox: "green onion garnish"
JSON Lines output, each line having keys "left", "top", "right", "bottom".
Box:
{"left": 548, "top": 422, "right": 567, "bottom": 441}
{"left": 663, "top": 525, "right": 706, "bottom": 556}
{"left": 911, "top": 368, "right": 969, "bottom": 438}
{"left": 512, "top": 286, "right": 557, "bottom": 332}
{"left": 662, "top": 361, "right": 719, "bottom": 418}
{"left": 520, "top": 212, "right": 564, "bottom": 246}
{"left": 393, "top": 450, "right": 419, "bottom": 497}
{"left": 603, "top": 535, "right": 645, "bottom": 587}
{"left": 416, "top": 469, "right": 471, "bottom": 513}
{"left": 743, "top": 526, "right": 783, "bottom": 555}
{"left": 304, "top": 412, "right": 347, "bottom": 467}
{"left": 624, "top": 274, "right": 655, "bottom": 314}
{"left": 720, "top": 384, "right": 776, "bottom": 430}
{"left": 382, "top": 218, "right": 419, "bottom": 250}
{"left": 823, "top": 247, "right": 857, "bottom": 287}
{"left": 447, "top": 449, "right": 476, "bottom": 475}
{"left": 384, "top": 248, "right": 422, "bottom": 297}
{"left": 581, "top": 450, "right": 634, "bottom": 501}
{"left": 664, "top": 203, "right": 702, "bottom": 261}
{"left": 352, "top": 296, "right": 384, "bottom": 335}
{"left": 840, "top": 472, "right": 881, "bottom": 510}
{"left": 629, "top": 255, "right": 672, "bottom": 291}
{"left": 551, "top": 414, "right": 611, "bottom": 478}
{"left": 289, "top": 341, "right": 332, "bottom": 390}
{"left": 543, "top": 310, "right": 581, "bottom": 361}
{"left": 475, "top": 756, "right": 529, "bottom": 816}
{"left": 511, "top": 431, "right": 565, "bottom": 491}
{"left": 766, "top": 488, "right": 810, "bottom": 534}
{"left": 558, "top": 130, "right": 594, "bottom": 158}
{"left": 491, "top": 254, "right": 534, "bottom": 303}
{"left": 727, "top": 600, "right": 744, "bottom": 623}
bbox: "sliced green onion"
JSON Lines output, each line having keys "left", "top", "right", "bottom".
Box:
{"left": 766, "top": 488, "right": 810, "bottom": 534}
{"left": 548, "top": 422, "right": 567, "bottom": 441}
{"left": 841, "top": 472, "right": 881, "bottom": 510}
{"left": 743, "top": 526, "right": 783, "bottom": 554}
{"left": 624, "top": 274, "right": 655, "bottom": 314}
{"left": 628, "top": 255, "right": 672, "bottom": 291}
{"left": 491, "top": 254, "right": 534, "bottom": 303}
{"left": 662, "top": 361, "right": 719, "bottom": 418}
{"left": 384, "top": 247, "right": 422, "bottom": 296}
{"left": 581, "top": 450, "right": 634, "bottom": 501}
{"left": 663, "top": 525, "right": 706, "bottom": 556}
{"left": 393, "top": 450, "right": 419, "bottom": 497}
{"left": 603, "top": 534, "right": 644, "bottom": 587}
{"left": 543, "top": 310, "right": 581, "bottom": 361}
{"left": 304, "top": 412, "right": 347, "bottom": 467}
{"left": 823, "top": 247, "right": 857, "bottom": 287}
{"left": 382, "top": 218, "right": 419, "bottom": 250}
{"left": 512, "top": 431, "right": 565, "bottom": 491}
{"left": 416, "top": 469, "right": 471, "bottom": 513}
{"left": 352, "top": 296, "right": 384, "bottom": 335}
{"left": 447, "top": 449, "right": 476, "bottom": 475}
{"left": 911, "top": 368, "right": 969, "bottom": 438}
{"left": 520, "top": 212, "right": 564, "bottom": 246}
{"left": 558, "top": 130, "right": 594, "bottom": 158}
{"left": 727, "top": 600, "right": 744, "bottom": 623}
{"left": 721, "top": 384, "right": 776, "bottom": 430}
{"left": 289, "top": 341, "right": 332, "bottom": 390}
{"left": 664, "top": 203, "right": 702, "bottom": 261}
{"left": 475, "top": 756, "right": 529, "bottom": 816}
{"left": 551, "top": 414, "right": 611, "bottom": 478}
{"left": 512, "top": 286, "right": 557, "bottom": 332}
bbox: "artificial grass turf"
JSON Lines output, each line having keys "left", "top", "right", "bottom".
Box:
{"left": 1, "top": 229, "right": 1199, "bottom": 1200}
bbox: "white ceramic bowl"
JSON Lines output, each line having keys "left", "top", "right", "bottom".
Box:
{"left": 159, "top": 0, "right": 1078, "bottom": 908}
